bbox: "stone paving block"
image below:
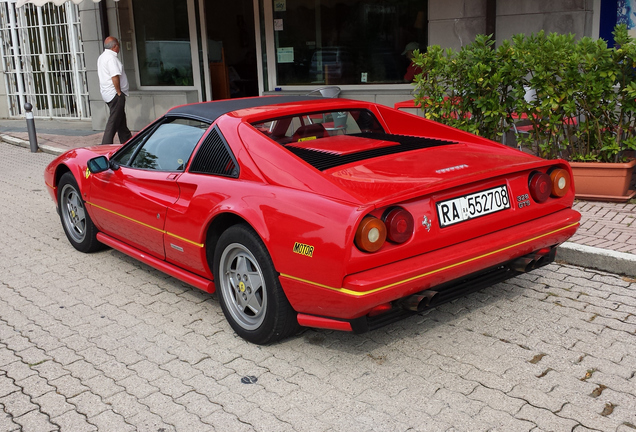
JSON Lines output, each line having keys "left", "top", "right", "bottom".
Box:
{"left": 32, "top": 391, "right": 74, "bottom": 420}
{"left": 76, "top": 346, "right": 114, "bottom": 367}
{"left": 278, "top": 407, "right": 332, "bottom": 432}
{"left": 203, "top": 409, "right": 254, "bottom": 432}
{"left": 474, "top": 405, "right": 536, "bottom": 431}
{"left": 64, "top": 359, "right": 101, "bottom": 383}
{"left": 49, "top": 374, "right": 89, "bottom": 398}
{"left": 108, "top": 346, "right": 144, "bottom": 365}
{"left": 139, "top": 391, "right": 183, "bottom": 417}
{"left": 463, "top": 367, "right": 517, "bottom": 394}
{"left": 0, "top": 409, "right": 21, "bottom": 432}
{"left": 213, "top": 390, "right": 260, "bottom": 418}
{"left": 102, "top": 391, "right": 147, "bottom": 419}
{"left": 95, "top": 360, "right": 135, "bottom": 382}
{"left": 468, "top": 385, "right": 526, "bottom": 416}
{"left": 137, "top": 344, "right": 178, "bottom": 365}
{"left": 89, "top": 409, "right": 136, "bottom": 432}
{"left": 183, "top": 374, "right": 226, "bottom": 399}
{"left": 166, "top": 343, "right": 208, "bottom": 365}
{"left": 241, "top": 407, "right": 295, "bottom": 432}
{"left": 84, "top": 375, "right": 124, "bottom": 398}
{"left": 16, "top": 374, "right": 55, "bottom": 399}
{"left": 435, "top": 406, "right": 493, "bottom": 431}
{"left": 149, "top": 374, "right": 192, "bottom": 399}
{"left": 162, "top": 406, "right": 211, "bottom": 432}
{"left": 515, "top": 403, "right": 578, "bottom": 431}
{"left": 1, "top": 391, "right": 37, "bottom": 418}
{"left": 3, "top": 359, "right": 38, "bottom": 383}
{"left": 578, "top": 355, "right": 635, "bottom": 381}
{"left": 68, "top": 391, "right": 109, "bottom": 418}
{"left": 256, "top": 371, "right": 301, "bottom": 398}
{"left": 175, "top": 390, "right": 222, "bottom": 418}
{"left": 192, "top": 357, "right": 233, "bottom": 382}
{"left": 125, "top": 409, "right": 176, "bottom": 432}
{"left": 12, "top": 409, "right": 57, "bottom": 432}
{"left": 47, "top": 346, "right": 83, "bottom": 366}
{"left": 128, "top": 359, "right": 169, "bottom": 382}
{"left": 558, "top": 402, "right": 624, "bottom": 431}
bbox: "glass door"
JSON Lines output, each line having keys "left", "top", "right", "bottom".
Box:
{"left": 132, "top": 0, "right": 205, "bottom": 99}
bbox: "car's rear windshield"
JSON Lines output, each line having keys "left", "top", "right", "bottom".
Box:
{"left": 250, "top": 109, "right": 454, "bottom": 171}
{"left": 250, "top": 109, "right": 385, "bottom": 146}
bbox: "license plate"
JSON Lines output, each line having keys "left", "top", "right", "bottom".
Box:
{"left": 437, "top": 185, "right": 510, "bottom": 228}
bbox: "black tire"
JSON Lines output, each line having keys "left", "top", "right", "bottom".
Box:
{"left": 214, "top": 224, "right": 298, "bottom": 344}
{"left": 57, "top": 172, "right": 104, "bottom": 253}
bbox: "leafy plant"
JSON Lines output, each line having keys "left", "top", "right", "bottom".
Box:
{"left": 412, "top": 25, "right": 636, "bottom": 162}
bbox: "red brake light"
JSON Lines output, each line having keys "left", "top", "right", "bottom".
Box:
{"left": 355, "top": 216, "right": 386, "bottom": 253}
{"left": 529, "top": 171, "right": 551, "bottom": 203}
{"left": 383, "top": 207, "right": 414, "bottom": 243}
{"left": 549, "top": 168, "right": 570, "bottom": 197}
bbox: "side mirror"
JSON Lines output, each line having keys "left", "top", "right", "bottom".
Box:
{"left": 87, "top": 156, "right": 112, "bottom": 174}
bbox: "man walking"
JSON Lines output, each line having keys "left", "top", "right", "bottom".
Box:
{"left": 98, "top": 36, "right": 132, "bottom": 144}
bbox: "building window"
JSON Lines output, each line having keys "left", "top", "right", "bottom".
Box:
{"left": 132, "top": 0, "right": 194, "bottom": 86}
{"left": 273, "top": 0, "right": 427, "bottom": 85}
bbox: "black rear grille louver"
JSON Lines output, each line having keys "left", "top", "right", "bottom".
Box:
{"left": 286, "top": 133, "right": 457, "bottom": 171}
{"left": 189, "top": 127, "right": 238, "bottom": 177}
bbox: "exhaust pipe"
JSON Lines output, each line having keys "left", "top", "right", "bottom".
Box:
{"left": 511, "top": 248, "right": 557, "bottom": 273}
{"left": 511, "top": 257, "right": 535, "bottom": 273}
{"left": 400, "top": 290, "right": 438, "bottom": 312}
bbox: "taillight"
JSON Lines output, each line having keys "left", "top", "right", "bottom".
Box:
{"left": 355, "top": 216, "right": 386, "bottom": 252}
{"left": 383, "top": 207, "right": 414, "bottom": 243}
{"left": 549, "top": 168, "right": 570, "bottom": 197}
{"left": 528, "top": 171, "right": 551, "bottom": 203}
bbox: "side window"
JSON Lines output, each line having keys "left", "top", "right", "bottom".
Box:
{"left": 122, "top": 118, "right": 209, "bottom": 171}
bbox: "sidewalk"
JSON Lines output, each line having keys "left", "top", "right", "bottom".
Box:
{"left": 2, "top": 118, "right": 635, "bottom": 277}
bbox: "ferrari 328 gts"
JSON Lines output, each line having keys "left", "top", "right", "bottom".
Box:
{"left": 44, "top": 96, "right": 580, "bottom": 344}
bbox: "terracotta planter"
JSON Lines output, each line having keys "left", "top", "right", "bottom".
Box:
{"left": 569, "top": 159, "right": 636, "bottom": 202}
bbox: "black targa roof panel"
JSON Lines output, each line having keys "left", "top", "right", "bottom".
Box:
{"left": 165, "top": 96, "right": 318, "bottom": 123}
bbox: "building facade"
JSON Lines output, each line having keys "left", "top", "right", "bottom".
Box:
{"left": 0, "top": 0, "right": 613, "bottom": 132}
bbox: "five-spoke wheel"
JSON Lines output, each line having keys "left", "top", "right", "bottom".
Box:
{"left": 57, "top": 172, "right": 103, "bottom": 253}
{"left": 214, "top": 224, "right": 298, "bottom": 344}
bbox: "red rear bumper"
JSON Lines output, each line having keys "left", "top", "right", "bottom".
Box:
{"left": 280, "top": 208, "right": 580, "bottom": 320}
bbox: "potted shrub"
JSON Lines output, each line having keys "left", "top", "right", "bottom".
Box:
{"left": 412, "top": 25, "right": 636, "bottom": 201}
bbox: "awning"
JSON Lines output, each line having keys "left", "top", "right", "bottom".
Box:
{"left": 16, "top": 0, "right": 118, "bottom": 7}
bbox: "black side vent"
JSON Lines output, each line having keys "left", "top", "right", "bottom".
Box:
{"left": 286, "top": 133, "right": 457, "bottom": 171}
{"left": 189, "top": 127, "right": 238, "bottom": 177}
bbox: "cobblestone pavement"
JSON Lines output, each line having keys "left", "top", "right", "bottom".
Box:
{"left": 1, "top": 143, "right": 636, "bottom": 431}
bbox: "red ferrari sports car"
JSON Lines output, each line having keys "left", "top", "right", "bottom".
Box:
{"left": 45, "top": 96, "right": 580, "bottom": 344}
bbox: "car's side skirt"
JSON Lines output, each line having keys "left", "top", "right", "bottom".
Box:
{"left": 96, "top": 233, "right": 215, "bottom": 293}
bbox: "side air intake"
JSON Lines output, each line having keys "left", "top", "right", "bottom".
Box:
{"left": 189, "top": 127, "right": 239, "bottom": 177}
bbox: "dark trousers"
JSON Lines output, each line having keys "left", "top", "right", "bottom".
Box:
{"left": 102, "top": 94, "right": 132, "bottom": 145}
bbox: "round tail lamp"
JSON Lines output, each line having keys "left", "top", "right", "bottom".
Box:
{"left": 549, "top": 168, "right": 571, "bottom": 197}
{"left": 383, "top": 207, "right": 414, "bottom": 243}
{"left": 528, "top": 171, "right": 551, "bottom": 203}
{"left": 355, "top": 217, "right": 387, "bottom": 252}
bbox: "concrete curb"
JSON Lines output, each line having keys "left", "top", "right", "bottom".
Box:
{"left": 1, "top": 134, "right": 64, "bottom": 156}
{"left": 558, "top": 241, "right": 636, "bottom": 277}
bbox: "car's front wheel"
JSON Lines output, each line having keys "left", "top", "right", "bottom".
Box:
{"left": 214, "top": 224, "right": 298, "bottom": 344}
{"left": 58, "top": 172, "right": 103, "bottom": 253}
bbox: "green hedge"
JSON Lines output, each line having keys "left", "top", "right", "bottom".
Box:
{"left": 412, "top": 25, "right": 636, "bottom": 162}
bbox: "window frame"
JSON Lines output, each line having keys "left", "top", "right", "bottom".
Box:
{"left": 262, "top": 0, "right": 426, "bottom": 90}
{"left": 111, "top": 116, "right": 210, "bottom": 172}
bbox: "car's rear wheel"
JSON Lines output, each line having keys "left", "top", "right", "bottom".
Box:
{"left": 214, "top": 224, "right": 298, "bottom": 344}
{"left": 58, "top": 172, "right": 103, "bottom": 253}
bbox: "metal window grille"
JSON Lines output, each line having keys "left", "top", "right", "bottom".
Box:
{"left": 0, "top": 0, "right": 90, "bottom": 119}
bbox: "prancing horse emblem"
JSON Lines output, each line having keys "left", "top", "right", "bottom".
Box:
{"left": 422, "top": 215, "right": 432, "bottom": 232}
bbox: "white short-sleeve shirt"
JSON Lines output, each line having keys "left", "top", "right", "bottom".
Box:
{"left": 97, "top": 49, "right": 129, "bottom": 103}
